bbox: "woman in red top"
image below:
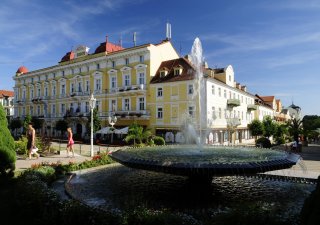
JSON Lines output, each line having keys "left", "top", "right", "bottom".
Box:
{"left": 67, "top": 127, "right": 75, "bottom": 157}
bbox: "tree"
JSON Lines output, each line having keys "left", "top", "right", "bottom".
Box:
{"left": 0, "top": 104, "right": 16, "bottom": 177}
{"left": 248, "top": 119, "right": 263, "bottom": 141}
{"left": 125, "top": 122, "right": 152, "bottom": 146}
{"left": 262, "top": 116, "right": 277, "bottom": 139}
{"left": 31, "top": 116, "right": 44, "bottom": 130}
{"left": 10, "top": 118, "right": 22, "bottom": 136}
{"left": 86, "top": 108, "right": 101, "bottom": 134}
{"left": 55, "top": 120, "right": 68, "bottom": 137}
{"left": 287, "top": 117, "right": 303, "bottom": 142}
{"left": 273, "top": 123, "right": 288, "bottom": 144}
{"left": 23, "top": 114, "right": 32, "bottom": 133}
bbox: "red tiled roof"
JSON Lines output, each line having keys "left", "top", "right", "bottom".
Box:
{"left": 260, "top": 96, "right": 275, "bottom": 102}
{"left": 150, "top": 57, "right": 195, "bottom": 83}
{"left": 0, "top": 90, "right": 14, "bottom": 98}
{"left": 94, "top": 42, "right": 124, "bottom": 54}
{"left": 60, "top": 51, "right": 75, "bottom": 62}
{"left": 16, "top": 66, "right": 29, "bottom": 74}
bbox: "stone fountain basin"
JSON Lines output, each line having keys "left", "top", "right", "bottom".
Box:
{"left": 109, "top": 145, "right": 301, "bottom": 177}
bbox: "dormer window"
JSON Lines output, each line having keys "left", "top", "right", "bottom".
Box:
{"left": 125, "top": 58, "right": 129, "bottom": 65}
{"left": 160, "top": 68, "right": 168, "bottom": 78}
{"left": 174, "top": 65, "right": 183, "bottom": 76}
{"left": 112, "top": 61, "right": 116, "bottom": 68}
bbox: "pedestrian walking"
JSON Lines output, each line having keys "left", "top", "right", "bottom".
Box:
{"left": 27, "top": 122, "right": 39, "bottom": 159}
{"left": 66, "top": 127, "right": 75, "bottom": 157}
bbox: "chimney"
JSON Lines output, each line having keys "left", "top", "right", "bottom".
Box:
{"left": 133, "top": 32, "right": 137, "bottom": 47}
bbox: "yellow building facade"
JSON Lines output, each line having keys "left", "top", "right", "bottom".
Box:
{"left": 13, "top": 38, "right": 179, "bottom": 137}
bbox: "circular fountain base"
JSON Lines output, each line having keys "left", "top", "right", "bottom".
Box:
{"left": 109, "top": 145, "right": 301, "bottom": 178}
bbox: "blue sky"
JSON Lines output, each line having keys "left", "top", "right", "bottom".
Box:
{"left": 1, "top": 0, "right": 319, "bottom": 115}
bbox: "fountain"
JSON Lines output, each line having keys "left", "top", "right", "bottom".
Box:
{"left": 109, "top": 37, "right": 301, "bottom": 181}
{"left": 65, "top": 38, "right": 314, "bottom": 223}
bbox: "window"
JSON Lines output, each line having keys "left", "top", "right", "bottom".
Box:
{"left": 62, "top": 71, "right": 65, "bottom": 77}
{"left": 30, "top": 106, "right": 33, "bottom": 115}
{"left": 229, "top": 75, "right": 231, "bottom": 82}
{"left": 79, "top": 67, "right": 82, "bottom": 73}
{"left": 96, "top": 79, "right": 101, "bottom": 90}
{"left": 37, "top": 87, "right": 41, "bottom": 97}
{"left": 233, "top": 93, "right": 236, "bottom": 99}
{"left": 52, "top": 86, "right": 56, "bottom": 96}
{"left": 124, "top": 98, "right": 130, "bottom": 111}
{"left": 224, "top": 90, "right": 227, "bottom": 98}
{"left": 160, "top": 71, "right": 165, "bottom": 78}
{"left": 31, "top": 89, "right": 34, "bottom": 99}
{"left": 188, "top": 84, "right": 194, "bottom": 95}
{"left": 52, "top": 105, "right": 56, "bottom": 116}
{"left": 111, "top": 99, "right": 116, "bottom": 111}
{"left": 157, "top": 107, "right": 163, "bottom": 119}
{"left": 53, "top": 73, "right": 56, "bottom": 79}
{"left": 111, "top": 76, "right": 117, "bottom": 89}
{"left": 139, "top": 55, "right": 144, "bottom": 63}
{"left": 138, "top": 97, "right": 145, "bottom": 110}
{"left": 138, "top": 72, "right": 145, "bottom": 84}
{"left": 31, "top": 78, "right": 34, "bottom": 83}
{"left": 85, "top": 102, "right": 89, "bottom": 113}
{"left": 45, "top": 75, "right": 48, "bottom": 80}
{"left": 241, "top": 96, "right": 243, "bottom": 103}
{"left": 212, "top": 106, "right": 215, "bottom": 119}
{"left": 87, "top": 66, "right": 90, "bottom": 72}
{"left": 71, "top": 83, "right": 75, "bottom": 93}
{"left": 61, "top": 104, "right": 65, "bottom": 114}
{"left": 218, "top": 88, "right": 221, "bottom": 97}
{"left": 211, "top": 85, "right": 215, "bottom": 95}
{"left": 22, "top": 107, "right": 25, "bottom": 116}
{"left": 61, "top": 84, "right": 65, "bottom": 95}
{"left": 125, "top": 58, "right": 129, "bottom": 65}
{"left": 78, "top": 82, "right": 82, "bottom": 92}
{"left": 96, "top": 63, "right": 100, "bottom": 70}
{"left": 37, "top": 105, "right": 40, "bottom": 115}
{"left": 71, "top": 69, "right": 74, "bottom": 74}
{"left": 23, "top": 90, "right": 26, "bottom": 99}
{"left": 229, "top": 91, "right": 232, "bottom": 99}
{"left": 86, "top": 80, "right": 90, "bottom": 92}
{"left": 219, "top": 108, "right": 222, "bottom": 119}
{"left": 45, "top": 87, "right": 48, "bottom": 96}
{"left": 96, "top": 101, "right": 100, "bottom": 111}
{"left": 124, "top": 75, "right": 130, "bottom": 86}
{"left": 174, "top": 69, "right": 180, "bottom": 75}
{"left": 112, "top": 61, "right": 116, "bottom": 68}
{"left": 188, "top": 106, "right": 195, "bottom": 117}
{"left": 157, "top": 87, "right": 163, "bottom": 97}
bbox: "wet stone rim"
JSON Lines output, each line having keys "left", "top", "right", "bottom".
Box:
{"left": 109, "top": 146, "right": 301, "bottom": 177}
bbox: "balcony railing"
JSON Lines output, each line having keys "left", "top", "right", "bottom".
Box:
{"left": 106, "top": 84, "right": 146, "bottom": 95}
{"left": 227, "top": 99, "right": 240, "bottom": 107}
{"left": 247, "top": 104, "right": 257, "bottom": 111}
{"left": 226, "top": 117, "right": 241, "bottom": 127}
{"left": 113, "top": 110, "right": 150, "bottom": 118}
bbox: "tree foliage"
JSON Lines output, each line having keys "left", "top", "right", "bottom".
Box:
{"left": 23, "top": 114, "right": 32, "bottom": 132}
{"left": 262, "top": 116, "right": 277, "bottom": 138}
{"left": 248, "top": 119, "right": 263, "bottom": 139}
{"left": 86, "top": 108, "right": 101, "bottom": 134}
{"left": 32, "top": 116, "right": 44, "bottom": 130}
{"left": 0, "top": 104, "right": 16, "bottom": 177}
{"left": 55, "top": 120, "right": 68, "bottom": 136}
{"left": 125, "top": 122, "right": 152, "bottom": 145}
{"left": 287, "top": 117, "right": 303, "bottom": 141}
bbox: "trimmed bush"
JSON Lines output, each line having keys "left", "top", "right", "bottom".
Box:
{"left": 256, "top": 137, "right": 271, "bottom": 148}
{"left": 0, "top": 104, "right": 16, "bottom": 177}
{"left": 153, "top": 136, "right": 165, "bottom": 145}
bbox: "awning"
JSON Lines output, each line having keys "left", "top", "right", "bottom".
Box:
{"left": 96, "top": 127, "right": 113, "bottom": 134}
{"left": 114, "top": 127, "right": 129, "bottom": 134}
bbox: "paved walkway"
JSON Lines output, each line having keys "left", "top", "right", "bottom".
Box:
{"left": 15, "top": 143, "right": 320, "bottom": 179}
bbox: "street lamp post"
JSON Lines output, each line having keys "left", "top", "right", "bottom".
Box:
{"left": 89, "top": 93, "right": 96, "bottom": 157}
{"left": 108, "top": 115, "right": 117, "bottom": 143}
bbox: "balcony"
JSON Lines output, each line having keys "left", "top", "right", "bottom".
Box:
{"left": 226, "top": 117, "right": 241, "bottom": 127}
{"left": 227, "top": 99, "right": 240, "bottom": 107}
{"left": 247, "top": 104, "right": 257, "bottom": 111}
{"left": 106, "top": 84, "right": 147, "bottom": 95}
{"left": 70, "top": 91, "right": 90, "bottom": 98}
{"left": 114, "top": 110, "right": 150, "bottom": 119}
{"left": 31, "top": 97, "right": 44, "bottom": 104}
